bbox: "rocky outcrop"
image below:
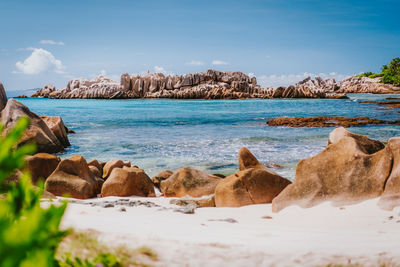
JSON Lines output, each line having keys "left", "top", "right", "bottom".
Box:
{"left": 31, "top": 84, "right": 56, "bottom": 98}
{"left": 263, "top": 77, "right": 346, "bottom": 99}
{"left": 88, "top": 159, "right": 103, "bottom": 177}
{"left": 334, "top": 76, "right": 400, "bottom": 94}
{"left": 378, "top": 137, "right": 400, "bottom": 210}
{"left": 45, "top": 155, "right": 100, "bottom": 199}
{"left": 41, "top": 116, "right": 70, "bottom": 147}
{"left": 101, "top": 166, "right": 155, "bottom": 197}
{"left": 25, "top": 153, "right": 61, "bottom": 184}
{"left": 267, "top": 116, "right": 400, "bottom": 127}
{"left": 1, "top": 99, "right": 69, "bottom": 153}
{"left": 272, "top": 127, "right": 393, "bottom": 212}
{"left": 215, "top": 147, "right": 291, "bottom": 207}
{"left": 38, "top": 71, "right": 348, "bottom": 99}
{"left": 152, "top": 170, "right": 173, "bottom": 191}
{"left": 160, "top": 167, "right": 222, "bottom": 197}
{"left": 0, "top": 82, "right": 8, "bottom": 111}
{"left": 102, "top": 159, "right": 131, "bottom": 179}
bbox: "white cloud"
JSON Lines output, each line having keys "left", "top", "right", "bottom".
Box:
{"left": 100, "top": 69, "right": 107, "bottom": 76}
{"left": 257, "top": 72, "right": 351, "bottom": 87}
{"left": 39, "top": 40, "right": 65, "bottom": 45}
{"left": 15, "top": 48, "right": 65, "bottom": 75}
{"left": 186, "top": 60, "right": 204, "bottom": 66}
{"left": 154, "top": 66, "right": 173, "bottom": 75}
{"left": 211, "top": 60, "right": 229, "bottom": 65}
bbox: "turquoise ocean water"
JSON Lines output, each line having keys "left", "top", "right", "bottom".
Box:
{"left": 17, "top": 94, "right": 400, "bottom": 180}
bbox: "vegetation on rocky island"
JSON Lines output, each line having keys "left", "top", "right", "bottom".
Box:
{"left": 357, "top": 57, "right": 400, "bottom": 86}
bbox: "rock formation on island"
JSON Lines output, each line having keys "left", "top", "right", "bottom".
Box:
{"left": 334, "top": 76, "right": 400, "bottom": 94}
{"left": 0, "top": 82, "right": 70, "bottom": 153}
{"left": 33, "top": 70, "right": 350, "bottom": 100}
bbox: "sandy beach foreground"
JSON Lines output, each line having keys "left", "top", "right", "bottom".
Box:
{"left": 56, "top": 196, "right": 400, "bottom": 267}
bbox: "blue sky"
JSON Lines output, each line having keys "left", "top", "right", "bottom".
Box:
{"left": 1, "top": 0, "right": 399, "bottom": 91}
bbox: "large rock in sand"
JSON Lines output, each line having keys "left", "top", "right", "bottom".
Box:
{"left": 160, "top": 167, "right": 221, "bottom": 197}
{"left": 101, "top": 166, "right": 155, "bottom": 197}
{"left": 45, "top": 155, "right": 99, "bottom": 199}
{"left": 1, "top": 99, "right": 68, "bottom": 153}
{"left": 215, "top": 147, "right": 291, "bottom": 207}
{"left": 378, "top": 137, "right": 400, "bottom": 210}
{"left": 102, "top": 159, "right": 131, "bottom": 179}
{"left": 152, "top": 170, "right": 173, "bottom": 190}
{"left": 25, "top": 153, "right": 60, "bottom": 184}
{"left": 41, "top": 116, "right": 70, "bottom": 147}
{"left": 272, "top": 127, "right": 392, "bottom": 212}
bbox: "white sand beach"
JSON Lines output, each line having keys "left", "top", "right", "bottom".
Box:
{"left": 59, "top": 196, "right": 400, "bottom": 267}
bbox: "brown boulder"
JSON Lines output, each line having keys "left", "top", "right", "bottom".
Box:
{"left": 0, "top": 82, "right": 7, "bottom": 111}
{"left": 378, "top": 137, "right": 400, "bottom": 210}
{"left": 272, "top": 127, "right": 392, "bottom": 212}
{"left": 102, "top": 159, "right": 131, "bottom": 179}
{"left": 88, "top": 159, "right": 103, "bottom": 176}
{"left": 160, "top": 167, "right": 221, "bottom": 197}
{"left": 1, "top": 99, "right": 67, "bottom": 153}
{"left": 45, "top": 155, "right": 99, "bottom": 199}
{"left": 101, "top": 166, "right": 155, "bottom": 197}
{"left": 25, "top": 153, "right": 61, "bottom": 184}
{"left": 152, "top": 170, "right": 173, "bottom": 190}
{"left": 89, "top": 165, "right": 102, "bottom": 178}
{"left": 41, "top": 116, "right": 70, "bottom": 147}
{"left": 215, "top": 147, "right": 291, "bottom": 207}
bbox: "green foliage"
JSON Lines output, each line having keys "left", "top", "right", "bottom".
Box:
{"left": 58, "top": 253, "right": 121, "bottom": 267}
{"left": 0, "top": 117, "right": 68, "bottom": 267}
{"left": 357, "top": 57, "right": 400, "bottom": 86}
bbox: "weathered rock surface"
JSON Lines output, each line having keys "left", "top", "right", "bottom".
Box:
{"left": 152, "top": 170, "right": 173, "bottom": 190}
{"left": 25, "top": 153, "right": 61, "bottom": 184}
{"left": 272, "top": 127, "right": 392, "bottom": 212}
{"left": 0, "top": 82, "right": 8, "bottom": 111}
{"left": 39, "top": 71, "right": 350, "bottom": 99}
{"left": 41, "top": 116, "right": 70, "bottom": 147}
{"left": 88, "top": 159, "right": 103, "bottom": 177}
{"left": 32, "top": 84, "right": 56, "bottom": 98}
{"left": 101, "top": 166, "right": 155, "bottom": 197}
{"left": 102, "top": 159, "right": 131, "bottom": 179}
{"left": 170, "top": 194, "right": 216, "bottom": 208}
{"left": 160, "top": 167, "right": 222, "bottom": 197}
{"left": 267, "top": 116, "right": 400, "bottom": 127}
{"left": 334, "top": 76, "right": 400, "bottom": 94}
{"left": 215, "top": 147, "right": 291, "bottom": 207}
{"left": 45, "top": 155, "right": 99, "bottom": 199}
{"left": 1, "top": 99, "right": 69, "bottom": 153}
{"left": 378, "top": 137, "right": 400, "bottom": 210}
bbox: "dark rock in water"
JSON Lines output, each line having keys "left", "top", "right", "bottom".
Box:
{"left": 267, "top": 116, "right": 400, "bottom": 127}
{"left": 15, "top": 94, "right": 27, "bottom": 98}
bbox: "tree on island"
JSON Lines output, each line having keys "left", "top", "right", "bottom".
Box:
{"left": 358, "top": 57, "right": 400, "bottom": 86}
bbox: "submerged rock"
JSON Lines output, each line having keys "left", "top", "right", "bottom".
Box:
{"left": 160, "top": 167, "right": 222, "bottom": 197}
{"left": 267, "top": 116, "right": 400, "bottom": 127}
{"left": 272, "top": 127, "right": 392, "bottom": 212}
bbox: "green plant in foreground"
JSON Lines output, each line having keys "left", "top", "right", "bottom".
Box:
{"left": 0, "top": 117, "right": 68, "bottom": 267}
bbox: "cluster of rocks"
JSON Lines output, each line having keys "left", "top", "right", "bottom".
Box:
{"left": 0, "top": 83, "right": 70, "bottom": 153}
{"left": 334, "top": 76, "right": 400, "bottom": 94}
{"left": 267, "top": 116, "right": 400, "bottom": 127}
{"left": 16, "top": 127, "right": 400, "bottom": 212}
{"left": 32, "top": 70, "right": 354, "bottom": 100}
{"left": 272, "top": 127, "right": 400, "bottom": 211}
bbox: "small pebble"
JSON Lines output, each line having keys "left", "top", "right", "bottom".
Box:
{"left": 119, "top": 207, "right": 126, "bottom": 212}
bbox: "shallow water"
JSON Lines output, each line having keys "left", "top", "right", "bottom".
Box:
{"left": 18, "top": 94, "right": 400, "bottom": 180}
